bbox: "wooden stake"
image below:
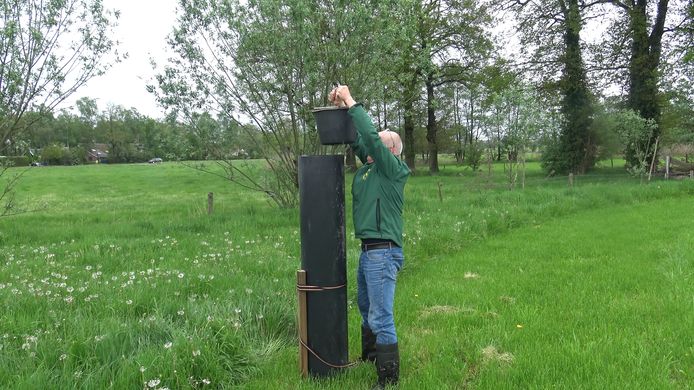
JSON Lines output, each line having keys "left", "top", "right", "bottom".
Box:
{"left": 648, "top": 137, "right": 659, "bottom": 182}
{"left": 568, "top": 173, "right": 574, "bottom": 188}
{"left": 665, "top": 156, "right": 671, "bottom": 180}
{"left": 207, "top": 192, "right": 214, "bottom": 215}
{"left": 297, "top": 270, "right": 308, "bottom": 377}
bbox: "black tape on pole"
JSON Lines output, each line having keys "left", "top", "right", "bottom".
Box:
{"left": 298, "top": 155, "right": 348, "bottom": 377}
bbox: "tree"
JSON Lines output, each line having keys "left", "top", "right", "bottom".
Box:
{"left": 591, "top": 1, "right": 692, "bottom": 167}
{"left": 504, "top": 0, "right": 597, "bottom": 174}
{"left": 683, "top": 1, "right": 694, "bottom": 62}
{"left": 151, "top": 0, "right": 389, "bottom": 207}
{"left": 660, "top": 90, "right": 694, "bottom": 161}
{"left": 0, "top": 0, "right": 121, "bottom": 152}
{"left": 387, "top": 0, "right": 493, "bottom": 174}
{"left": 486, "top": 84, "right": 556, "bottom": 188}
{"left": 612, "top": 109, "right": 659, "bottom": 176}
{"left": 604, "top": 0, "right": 670, "bottom": 167}
{"left": 0, "top": 0, "right": 120, "bottom": 216}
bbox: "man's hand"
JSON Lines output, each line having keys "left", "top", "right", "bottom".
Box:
{"left": 329, "top": 85, "right": 356, "bottom": 108}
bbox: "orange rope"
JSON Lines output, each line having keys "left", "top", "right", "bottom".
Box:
{"left": 298, "top": 337, "right": 359, "bottom": 369}
{"left": 296, "top": 281, "right": 358, "bottom": 369}
{"left": 296, "top": 283, "right": 345, "bottom": 292}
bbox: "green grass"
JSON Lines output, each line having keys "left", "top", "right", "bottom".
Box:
{"left": 1, "top": 161, "right": 693, "bottom": 389}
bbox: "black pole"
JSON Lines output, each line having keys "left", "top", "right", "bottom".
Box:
{"left": 298, "top": 155, "right": 348, "bottom": 377}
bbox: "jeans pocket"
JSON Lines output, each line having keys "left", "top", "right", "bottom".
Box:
{"left": 365, "top": 249, "right": 387, "bottom": 262}
{"left": 391, "top": 250, "right": 404, "bottom": 272}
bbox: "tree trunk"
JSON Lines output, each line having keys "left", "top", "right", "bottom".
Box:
{"left": 454, "top": 87, "right": 463, "bottom": 163}
{"left": 425, "top": 71, "right": 439, "bottom": 173}
{"left": 558, "top": 0, "right": 594, "bottom": 174}
{"left": 625, "top": 0, "right": 668, "bottom": 167}
{"left": 345, "top": 148, "right": 357, "bottom": 172}
{"left": 403, "top": 75, "right": 417, "bottom": 173}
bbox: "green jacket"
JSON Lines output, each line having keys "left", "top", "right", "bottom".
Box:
{"left": 349, "top": 104, "right": 410, "bottom": 247}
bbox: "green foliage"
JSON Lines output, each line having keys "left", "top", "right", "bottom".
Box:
{"left": 591, "top": 106, "right": 623, "bottom": 163}
{"left": 660, "top": 92, "right": 694, "bottom": 154}
{"left": 41, "top": 145, "right": 70, "bottom": 166}
{"left": 612, "top": 109, "right": 658, "bottom": 176}
{"left": 0, "top": 0, "right": 121, "bottom": 154}
{"left": 152, "top": 0, "right": 395, "bottom": 206}
{"left": 506, "top": 0, "right": 596, "bottom": 174}
{"left": 464, "top": 140, "right": 484, "bottom": 171}
{"left": 387, "top": 0, "right": 494, "bottom": 173}
{"left": 0, "top": 156, "right": 30, "bottom": 167}
{"left": 596, "top": 0, "right": 679, "bottom": 167}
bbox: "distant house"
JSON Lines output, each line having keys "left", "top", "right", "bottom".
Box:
{"left": 87, "top": 144, "right": 109, "bottom": 163}
{"left": 231, "top": 148, "right": 249, "bottom": 159}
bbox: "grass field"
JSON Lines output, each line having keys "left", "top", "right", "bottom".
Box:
{"left": 1, "top": 160, "right": 692, "bottom": 389}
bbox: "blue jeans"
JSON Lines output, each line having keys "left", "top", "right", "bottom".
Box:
{"left": 357, "top": 247, "right": 404, "bottom": 345}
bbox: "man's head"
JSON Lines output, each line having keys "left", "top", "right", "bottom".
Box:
{"left": 379, "top": 130, "right": 403, "bottom": 155}
{"left": 367, "top": 130, "right": 403, "bottom": 164}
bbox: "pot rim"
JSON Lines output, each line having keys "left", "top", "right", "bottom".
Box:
{"left": 311, "top": 106, "right": 349, "bottom": 113}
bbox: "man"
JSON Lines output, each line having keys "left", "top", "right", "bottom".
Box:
{"left": 329, "top": 85, "right": 410, "bottom": 388}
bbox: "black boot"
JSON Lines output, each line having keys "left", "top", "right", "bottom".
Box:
{"left": 373, "top": 343, "right": 399, "bottom": 389}
{"left": 361, "top": 326, "right": 377, "bottom": 363}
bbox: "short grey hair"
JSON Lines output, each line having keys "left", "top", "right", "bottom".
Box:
{"left": 380, "top": 130, "right": 403, "bottom": 155}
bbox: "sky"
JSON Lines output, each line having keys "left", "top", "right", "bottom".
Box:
{"left": 60, "top": 0, "right": 179, "bottom": 119}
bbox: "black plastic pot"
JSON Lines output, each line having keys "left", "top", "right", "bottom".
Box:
{"left": 312, "top": 107, "right": 357, "bottom": 145}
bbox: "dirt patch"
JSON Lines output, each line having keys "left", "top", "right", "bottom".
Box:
{"left": 420, "top": 305, "right": 474, "bottom": 318}
{"left": 481, "top": 345, "right": 514, "bottom": 366}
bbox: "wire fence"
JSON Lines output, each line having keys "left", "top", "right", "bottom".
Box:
{"left": 439, "top": 170, "right": 694, "bottom": 193}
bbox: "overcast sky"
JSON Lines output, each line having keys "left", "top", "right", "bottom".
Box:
{"left": 60, "top": 0, "right": 178, "bottom": 119}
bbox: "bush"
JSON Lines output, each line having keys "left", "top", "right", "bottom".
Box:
{"left": 41, "top": 144, "right": 81, "bottom": 165}
{"left": 68, "top": 146, "right": 88, "bottom": 165}
{"left": 464, "top": 141, "right": 484, "bottom": 171}
{"left": 0, "top": 156, "right": 31, "bottom": 167}
{"left": 540, "top": 140, "right": 571, "bottom": 174}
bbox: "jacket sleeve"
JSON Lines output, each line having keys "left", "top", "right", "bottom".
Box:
{"left": 350, "top": 131, "right": 369, "bottom": 164}
{"left": 348, "top": 104, "right": 403, "bottom": 179}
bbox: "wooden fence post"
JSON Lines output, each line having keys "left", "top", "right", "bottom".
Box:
{"left": 690, "top": 170, "right": 693, "bottom": 180}
{"left": 437, "top": 182, "right": 443, "bottom": 202}
{"left": 207, "top": 192, "right": 214, "bottom": 215}
{"left": 568, "top": 173, "right": 574, "bottom": 188}
{"left": 297, "top": 270, "right": 308, "bottom": 377}
{"left": 665, "top": 156, "right": 670, "bottom": 180}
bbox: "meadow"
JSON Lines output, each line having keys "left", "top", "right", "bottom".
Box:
{"left": 1, "top": 159, "right": 692, "bottom": 389}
